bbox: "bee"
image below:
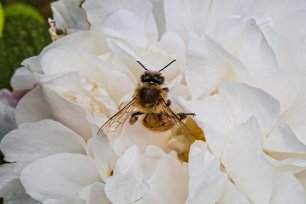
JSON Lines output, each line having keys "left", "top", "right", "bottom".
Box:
{"left": 98, "top": 60, "right": 195, "bottom": 148}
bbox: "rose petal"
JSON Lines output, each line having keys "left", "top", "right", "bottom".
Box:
{"left": 105, "top": 145, "right": 188, "bottom": 204}
{"left": 270, "top": 171, "right": 306, "bottom": 204}
{"left": 265, "top": 156, "right": 306, "bottom": 174}
{"left": 217, "top": 181, "right": 251, "bottom": 204}
{"left": 204, "top": 36, "right": 252, "bottom": 82}
{"left": 118, "top": 121, "right": 171, "bottom": 153}
{"left": 1, "top": 119, "right": 86, "bottom": 162}
{"left": 219, "top": 82, "right": 280, "bottom": 134}
{"left": 158, "top": 32, "right": 186, "bottom": 78}
{"left": 88, "top": 130, "right": 118, "bottom": 182}
{"left": 105, "top": 145, "right": 153, "bottom": 203}
{"left": 212, "top": 16, "right": 299, "bottom": 112}
{"left": 164, "top": 0, "right": 187, "bottom": 41}
{"left": 281, "top": 77, "right": 306, "bottom": 145}
{"left": 264, "top": 123, "right": 306, "bottom": 154}
{"left": 214, "top": 17, "right": 279, "bottom": 76}
{"left": 296, "top": 170, "right": 306, "bottom": 190}
{"left": 105, "top": 70, "right": 135, "bottom": 105}
{"left": 22, "top": 32, "right": 108, "bottom": 74}
{"left": 10, "top": 67, "right": 35, "bottom": 91}
{"left": 179, "top": 95, "right": 234, "bottom": 157}
{"left": 79, "top": 183, "right": 111, "bottom": 204}
{"left": 148, "top": 0, "right": 166, "bottom": 38}
{"left": 107, "top": 36, "right": 183, "bottom": 83}
{"left": 221, "top": 117, "right": 274, "bottom": 204}
{"left": 164, "top": 0, "right": 213, "bottom": 41}
{"left": 181, "top": 81, "right": 280, "bottom": 136}
{"left": 15, "top": 86, "right": 53, "bottom": 125}
{"left": 164, "top": 0, "right": 254, "bottom": 40}
{"left": 51, "top": 0, "right": 89, "bottom": 30}
{"left": 251, "top": 1, "right": 306, "bottom": 75}
{"left": 186, "top": 141, "right": 227, "bottom": 204}
{"left": 186, "top": 35, "right": 226, "bottom": 99}
{"left": 180, "top": 82, "right": 280, "bottom": 157}
{"left": 22, "top": 56, "right": 43, "bottom": 73}
{"left": 140, "top": 148, "right": 188, "bottom": 204}
{"left": 83, "top": 0, "right": 156, "bottom": 47}
{"left": 41, "top": 84, "right": 92, "bottom": 139}
{"left": 20, "top": 153, "right": 100, "bottom": 203}
{"left": 40, "top": 46, "right": 107, "bottom": 82}
{"left": 168, "top": 75, "right": 190, "bottom": 105}
{"left": 252, "top": 70, "right": 299, "bottom": 113}
{"left": 100, "top": 10, "right": 148, "bottom": 47}
{"left": 45, "top": 31, "right": 109, "bottom": 56}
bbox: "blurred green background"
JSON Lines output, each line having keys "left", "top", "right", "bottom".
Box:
{"left": 0, "top": 0, "right": 54, "bottom": 89}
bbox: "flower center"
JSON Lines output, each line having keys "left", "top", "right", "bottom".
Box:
{"left": 173, "top": 117, "right": 205, "bottom": 162}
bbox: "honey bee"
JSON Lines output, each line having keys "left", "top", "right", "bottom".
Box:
{"left": 98, "top": 60, "right": 195, "bottom": 147}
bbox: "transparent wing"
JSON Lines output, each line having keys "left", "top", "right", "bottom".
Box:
{"left": 97, "top": 98, "right": 136, "bottom": 141}
{"left": 159, "top": 99, "right": 193, "bottom": 146}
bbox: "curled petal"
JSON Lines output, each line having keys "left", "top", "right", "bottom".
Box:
{"left": 264, "top": 123, "right": 306, "bottom": 154}
{"left": 105, "top": 145, "right": 188, "bottom": 204}
{"left": 221, "top": 117, "right": 274, "bottom": 204}
{"left": 10, "top": 67, "right": 35, "bottom": 91}
{"left": 186, "top": 36, "right": 227, "bottom": 99}
{"left": 83, "top": 0, "right": 157, "bottom": 47}
{"left": 218, "top": 181, "right": 251, "bottom": 204}
{"left": 51, "top": 0, "right": 89, "bottom": 30}
{"left": 20, "top": 153, "right": 100, "bottom": 203}
{"left": 186, "top": 141, "right": 227, "bottom": 204}
{"left": 79, "top": 182, "right": 111, "bottom": 204}
{"left": 1, "top": 119, "right": 86, "bottom": 162}
{"left": 15, "top": 86, "right": 53, "bottom": 125}
{"left": 270, "top": 171, "right": 306, "bottom": 204}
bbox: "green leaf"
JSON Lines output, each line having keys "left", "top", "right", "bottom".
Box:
{"left": 0, "top": 15, "right": 51, "bottom": 89}
{"left": 0, "top": 3, "right": 4, "bottom": 38}
{"left": 4, "top": 3, "right": 44, "bottom": 24}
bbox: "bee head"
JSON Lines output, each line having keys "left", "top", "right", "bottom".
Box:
{"left": 140, "top": 71, "right": 165, "bottom": 85}
{"left": 137, "top": 60, "right": 176, "bottom": 85}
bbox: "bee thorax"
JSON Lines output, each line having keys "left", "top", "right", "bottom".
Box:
{"left": 138, "top": 87, "right": 160, "bottom": 105}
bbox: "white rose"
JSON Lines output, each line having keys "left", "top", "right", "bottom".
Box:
{"left": 1, "top": 0, "right": 306, "bottom": 203}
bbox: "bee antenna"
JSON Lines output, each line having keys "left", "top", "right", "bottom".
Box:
{"left": 137, "top": 61, "right": 149, "bottom": 71}
{"left": 158, "top": 60, "right": 176, "bottom": 72}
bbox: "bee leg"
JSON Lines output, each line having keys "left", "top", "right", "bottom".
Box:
{"left": 166, "top": 99, "right": 171, "bottom": 106}
{"left": 129, "top": 111, "right": 144, "bottom": 125}
{"left": 177, "top": 113, "right": 196, "bottom": 120}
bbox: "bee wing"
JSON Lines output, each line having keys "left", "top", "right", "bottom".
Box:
{"left": 97, "top": 98, "right": 136, "bottom": 141}
{"left": 159, "top": 99, "right": 193, "bottom": 146}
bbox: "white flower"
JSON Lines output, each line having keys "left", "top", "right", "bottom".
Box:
{"left": 0, "top": 67, "right": 35, "bottom": 138}
{"left": 1, "top": 0, "right": 306, "bottom": 203}
{"left": 48, "top": 0, "right": 89, "bottom": 40}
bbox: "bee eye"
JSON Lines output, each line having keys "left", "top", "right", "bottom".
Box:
{"left": 141, "top": 75, "right": 152, "bottom": 82}
{"left": 153, "top": 76, "right": 165, "bottom": 84}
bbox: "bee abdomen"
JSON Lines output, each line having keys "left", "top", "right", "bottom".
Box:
{"left": 142, "top": 112, "right": 173, "bottom": 132}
